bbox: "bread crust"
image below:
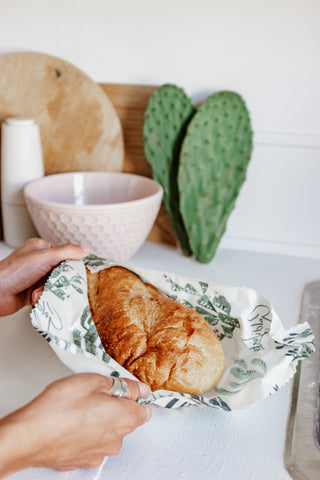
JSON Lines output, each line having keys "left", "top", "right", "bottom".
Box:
{"left": 87, "top": 266, "right": 225, "bottom": 395}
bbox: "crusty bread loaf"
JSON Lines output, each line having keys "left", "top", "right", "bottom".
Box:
{"left": 87, "top": 266, "right": 225, "bottom": 395}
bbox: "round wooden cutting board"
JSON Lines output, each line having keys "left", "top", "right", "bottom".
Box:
{"left": 0, "top": 52, "right": 124, "bottom": 174}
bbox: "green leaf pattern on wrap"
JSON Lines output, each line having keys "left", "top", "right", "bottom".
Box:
{"left": 31, "top": 259, "right": 315, "bottom": 410}
{"left": 275, "top": 328, "right": 315, "bottom": 360}
{"left": 216, "top": 358, "right": 267, "bottom": 396}
{"left": 44, "top": 262, "right": 85, "bottom": 300}
{"left": 38, "top": 260, "right": 114, "bottom": 368}
{"left": 165, "top": 275, "right": 240, "bottom": 340}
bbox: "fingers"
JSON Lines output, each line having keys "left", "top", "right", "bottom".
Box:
{"left": 79, "top": 456, "right": 106, "bottom": 469}
{"left": 32, "top": 286, "right": 44, "bottom": 305}
{"left": 12, "top": 238, "right": 57, "bottom": 256}
{"left": 102, "top": 376, "right": 152, "bottom": 428}
{"left": 35, "top": 243, "right": 90, "bottom": 275}
{"left": 48, "top": 373, "right": 151, "bottom": 402}
{"left": 28, "top": 243, "right": 90, "bottom": 306}
{"left": 127, "top": 378, "right": 151, "bottom": 401}
{"left": 49, "top": 243, "right": 91, "bottom": 262}
{"left": 10, "top": 238, "right": 89, "bottom": 267}
{"left": 114, "top": 396, "right": 152, "bottom": 431}
{"left": 53, "top": 373, "right": 152, "bottom": 426}
{"left": 32, "top": 242, "right": 90, "bottom": 271}
{"left": 103, "top": 376, "right": 151, "bottom": 401}
{"left": 23, "top": 238, "right": 57, "bottom": 251}
{"left": 137, "top": 402, "right": 152, "bottom": 426}
{"left": 57, "top": 456, "right": 106, "bottom": 471}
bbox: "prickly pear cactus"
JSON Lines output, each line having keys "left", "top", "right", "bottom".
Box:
{"left": 178, "top": 91, "right": 253, "bottom": 263}
{"left": 143, "top": 84, "right": 195, "bottom": 255}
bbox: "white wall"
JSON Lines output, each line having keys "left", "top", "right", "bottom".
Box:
{"left": 1, "top": 0, "right": 320, "bottom": 257}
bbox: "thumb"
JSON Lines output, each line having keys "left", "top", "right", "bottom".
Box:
{"left": 32, "top": 286, "right": 44, "bottom": 306}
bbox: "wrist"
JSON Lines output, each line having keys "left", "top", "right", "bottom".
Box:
{"left": 0, "top": 415, "right": 35, "bottom": 479}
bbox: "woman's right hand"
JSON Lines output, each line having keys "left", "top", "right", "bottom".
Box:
{"left": 0, "top": 373, "right": 152, "bottom": 478}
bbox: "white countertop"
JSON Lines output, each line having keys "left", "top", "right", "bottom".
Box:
{"left": 1, "top": 240, "right": 319, "bottom": 480}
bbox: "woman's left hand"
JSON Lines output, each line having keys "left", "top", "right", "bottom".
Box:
{"left": 0, "top": 238, "right": 90, "bottom": 316}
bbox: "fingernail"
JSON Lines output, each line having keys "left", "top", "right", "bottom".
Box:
{"left": 32, "top": 289, "right": 42, "bottom": 305}
{"left": 81, "top": 246, "right": 91, "bottom": 255}
{"left": 143, "top": 405, "right": 152, "bottom": 424}
{"left": 138, "top": 382, "right": 151, "bottom": 399}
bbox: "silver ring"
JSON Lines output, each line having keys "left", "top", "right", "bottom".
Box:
{"left": 109, "top": 377, "right": 129, "bottom": 398}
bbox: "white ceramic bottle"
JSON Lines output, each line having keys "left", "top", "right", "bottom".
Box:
{"left": 1, "top": 118, "right": 44, "bottom": 248}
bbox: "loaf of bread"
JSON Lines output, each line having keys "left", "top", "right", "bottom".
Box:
{"left": 86, "top": 266, "right": 225, "bottom": 395}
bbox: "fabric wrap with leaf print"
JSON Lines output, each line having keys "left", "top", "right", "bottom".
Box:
{"left": 30, "top": 254, "right": 315, "bottom": 411}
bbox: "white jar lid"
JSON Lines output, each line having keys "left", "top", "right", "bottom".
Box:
{"left": 5, "top": 118, "right": 36, "bottom": 127}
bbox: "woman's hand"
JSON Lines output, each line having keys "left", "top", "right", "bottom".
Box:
{"left": 0, "top": 373, "right": 152, "bottom": 478}
{"left": 0, "top": 238, "right": 90, "bottom": 316}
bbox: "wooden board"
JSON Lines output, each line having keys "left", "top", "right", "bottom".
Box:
{"left": 0, "top": 58, "right": 176, "bottom": 245}
{"left": 100, "top": 83, "right": 177, "bottom": 247}
{"left": 0, "top": 53, "right": 124, "bottom": 174}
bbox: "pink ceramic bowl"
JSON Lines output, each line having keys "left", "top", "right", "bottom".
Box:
{"left": 24, "top": 171, "right": 163, "bottom": 262}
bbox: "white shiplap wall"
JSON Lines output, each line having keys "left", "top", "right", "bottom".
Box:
{"left": 0, "top": 0, "right": 319, "bottom": 257}
{"left": 221, "top": 132, "right": 320, "bottom": 257}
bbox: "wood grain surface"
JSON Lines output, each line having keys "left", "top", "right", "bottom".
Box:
{"left": 0, "top": 53, "right": 176, "bottom": 246}
{"left": 0, "top": 52, "right": 124, "bottom": 174}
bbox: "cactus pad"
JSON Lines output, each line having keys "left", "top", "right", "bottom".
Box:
{"left": 178, "top": 91, "right": 253, "bottom": 263}
{"left": 143, "top": 84, "right": 195, "bottom": 254}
